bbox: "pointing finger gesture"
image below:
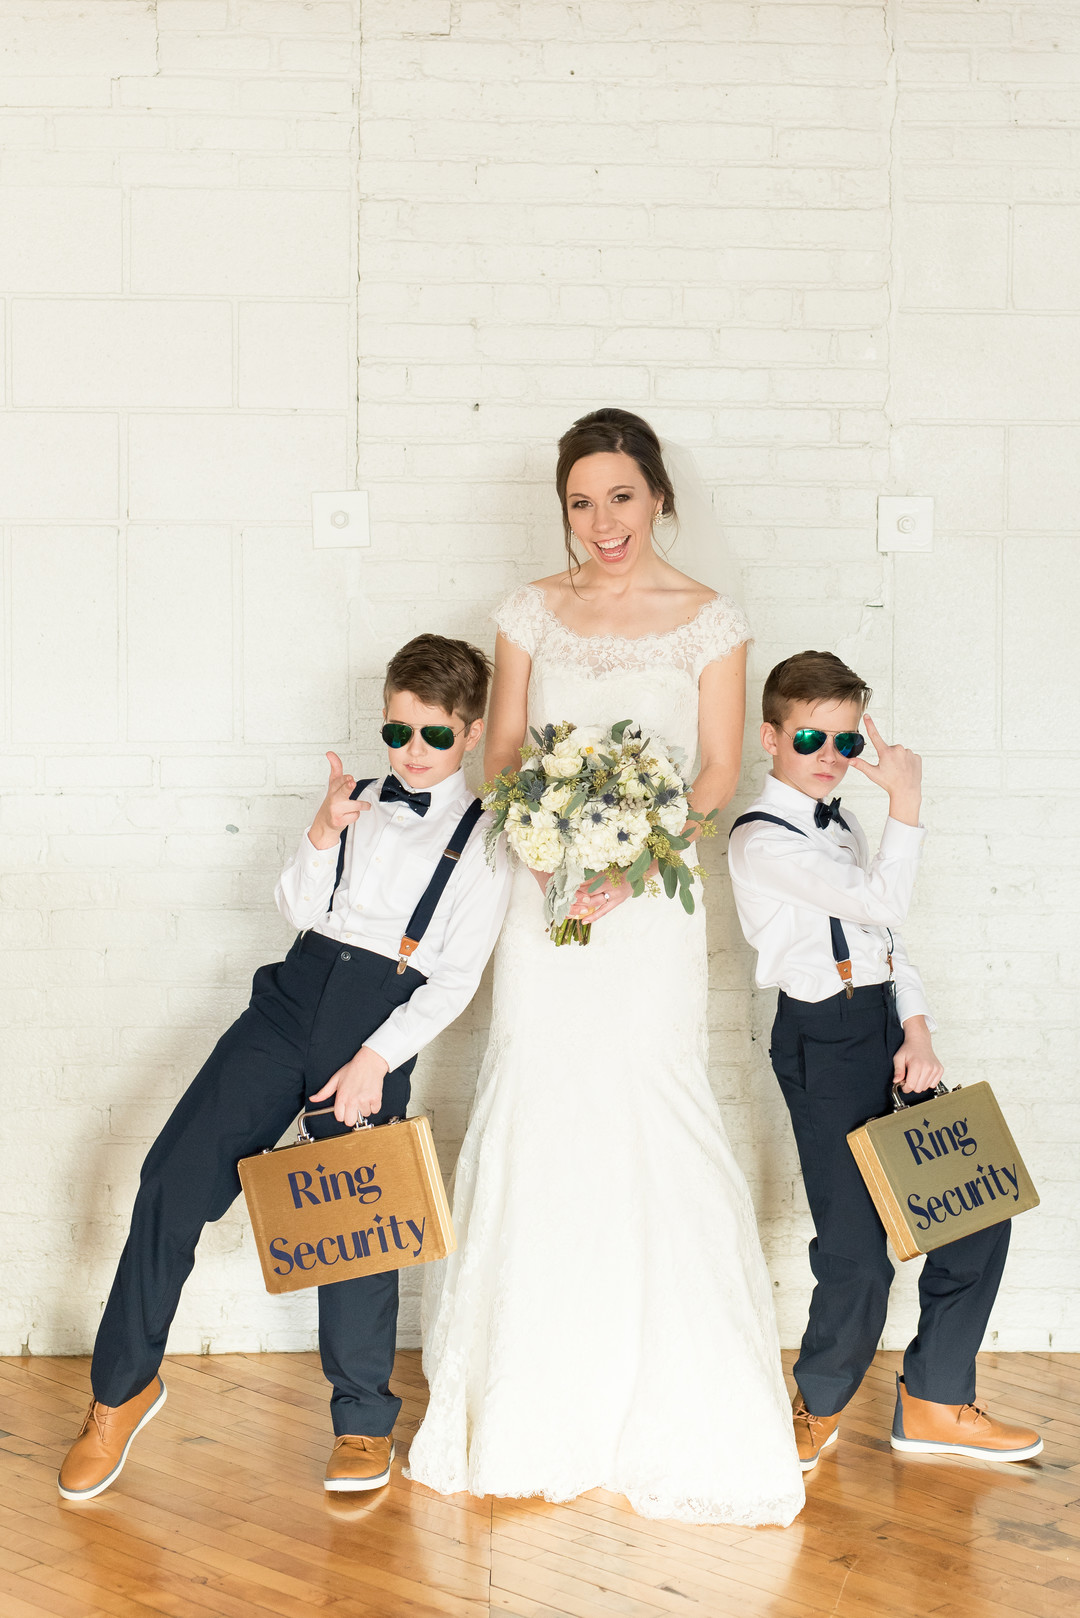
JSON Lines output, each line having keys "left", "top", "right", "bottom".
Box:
{"left": 847, "top": 715, "right": 922, "bottom": 826}
{"left": 309, "top": 749, "right": 370, "bottom": 849}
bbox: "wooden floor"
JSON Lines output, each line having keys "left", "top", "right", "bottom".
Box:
{"left": 0, "top": 1349, "right": 1076, "bottom": 1618}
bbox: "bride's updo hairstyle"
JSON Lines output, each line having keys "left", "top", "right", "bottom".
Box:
{"left": 555, "top": 407, "right": 676, "bottom": 575}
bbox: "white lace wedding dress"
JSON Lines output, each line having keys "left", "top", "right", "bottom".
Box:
{"left": 406, "top": 584, "right": 804, "bottom": 1526}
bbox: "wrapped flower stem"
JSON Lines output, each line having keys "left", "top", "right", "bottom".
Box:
{"left": 551, "top": 917, "right": 592, "bottom": 947}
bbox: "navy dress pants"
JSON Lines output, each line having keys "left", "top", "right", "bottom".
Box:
{"left": 770, "top": 982, "right": 1010, "bottom": 1419}
{"left": 91, "top": 932, "right": 424, "bottom": 1437}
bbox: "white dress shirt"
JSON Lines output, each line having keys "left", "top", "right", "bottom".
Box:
{"left": 727, "top": 773, "right": 934, "bottom": 1028}
{"left": 275, "top": 768, "right": 511, "bottom": 1073}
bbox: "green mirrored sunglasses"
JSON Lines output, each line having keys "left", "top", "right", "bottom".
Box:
{"left": 381, "top": 721, "right": 462, "bottom": 751}
{"left": 789, "top": 727, "right": 865, "bottom": 759}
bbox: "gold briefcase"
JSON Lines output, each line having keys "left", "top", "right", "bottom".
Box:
{"left": 847, "top": 1082, "right": 1039, "bottom": 1262}
{"left": 238, "top": 1108, "right": 455, "bottom": 1295}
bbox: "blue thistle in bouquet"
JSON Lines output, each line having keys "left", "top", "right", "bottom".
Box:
{"left": 482, "top": 719, "right": 717, "bottom": 945}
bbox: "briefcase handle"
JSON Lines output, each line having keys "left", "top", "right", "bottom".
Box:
{"left": 891, "top": 1081, "right": 953, "bottom": 1112}
{"left": 297, "top": 1105, "right": 373, "bottom": 1142}
{"left": 295, "top": 1106, "right": 405, "bottom": 1143}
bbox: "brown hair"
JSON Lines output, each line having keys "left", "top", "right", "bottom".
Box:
{"left": 384, "top": 634, "right": 493, "bottom": 725}
{"left": 555, "top": 408, "right": 676, "bottom": 576}
{"left": 762, "top": 650, "right": 872, "bottom": 727}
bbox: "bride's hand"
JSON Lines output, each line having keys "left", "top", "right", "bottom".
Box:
{"left": 531, "top": 868, "right": 551, "bottom": 895}
{"left": 569, "top": 874, "right": 633, "bottom": 924}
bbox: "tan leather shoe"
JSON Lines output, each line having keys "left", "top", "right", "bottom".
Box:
{"left": 891, "top": 1375, "right": 1042, "bottom": 1462}
{"left": 324, "top": 1434, "right": 395, "bottom": 1492}
{"left": 57, "top": 1376, "right": 167, "bottom": 1501}
{"left": 792, "top": 1391, "right": 840, "bottom": 1472}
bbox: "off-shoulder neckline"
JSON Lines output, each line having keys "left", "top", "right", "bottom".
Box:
{"left": 520, "top": 582, "right": 724, "bottom": 646}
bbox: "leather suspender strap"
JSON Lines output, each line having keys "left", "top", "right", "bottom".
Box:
{"left": 396, "top": 796, "right": 485, "bottom": 974}
{"left": 327, "top": 780, "right": 376, "bottom": 913}
{"left": 730, "top": 811, "right": 855, "bottom": 999}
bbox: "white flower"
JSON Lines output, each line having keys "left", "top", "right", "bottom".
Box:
{"left": 540, "top": 781, "right": 574, "bottom": 813}
{"left": 505, "top": 802, "right": 564, "bottom": 873}
{"left": 657, "top": 795, "right": 688, "bottom": 835}
{"left": 570, "top": 802, "right": 651, "bottom": 873}
{"left": 618, "top": 760, "right": 659, "bottom": 801}
{"left": 541, "top": 726, "right": 605, "bottom": 780}
{"left": 541, "top": 751, "right": 582, "bottom": 780}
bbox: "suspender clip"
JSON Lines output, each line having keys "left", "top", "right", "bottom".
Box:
{"left": 396, "top": 935, "right": 420, "bottom": 975}
{"left": 836, "top": 958, "right": 854, "bottom": 999}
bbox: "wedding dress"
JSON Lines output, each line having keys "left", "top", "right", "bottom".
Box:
{"left": 406, "top": 584, "right": 805, "bottom": 1526}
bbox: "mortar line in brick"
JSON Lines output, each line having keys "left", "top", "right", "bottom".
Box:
{"left": 231, "top": 526, "right": 243, "bottom": 745}
{"left": 1, "top": 523, "right": 11, "bottom": 750}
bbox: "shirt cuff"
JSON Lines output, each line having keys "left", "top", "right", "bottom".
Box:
{"left": 896, "top": 988, "right": 936, "bottom": 1034}
{"left": 363, "top": 1024, "right": 411, "bottom": 1077}
{"left": 302, "top": 825, "right": 340, "bottom": 868}
{"left": 880, "top": 816, "right": 927, "bottom": 857}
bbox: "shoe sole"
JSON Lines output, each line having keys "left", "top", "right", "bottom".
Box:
{"left": 57, "top": 1379, "right": 168, "bottom": 1501}
{"left": 800, "top": 1425, "right": 839, "bottom": 1472}
{"left": 891, "top": 1434, "right": 1043, "bottom": 1463}
{"left": 324, "top": 1442, "right": 395, "bottom": 1492}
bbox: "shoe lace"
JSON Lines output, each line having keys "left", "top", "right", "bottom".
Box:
{"left": 794, "top": 1403, "right": 829, "bottom": 1438}
{"left": 959, "top": 1401, "right": 990, "bottom": 1428}
{"left": 78, "top": 1400, "right": 108, "bottom": 1440}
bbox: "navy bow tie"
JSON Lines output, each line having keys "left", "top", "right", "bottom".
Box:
{"left": 380, "top": 776, "right": 431, "bottom": 817}
{"left": 814, "top": 796, "right": 850, "bottom": 832}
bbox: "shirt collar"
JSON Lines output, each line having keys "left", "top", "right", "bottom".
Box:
{"left": 760, "top": 772, "right": 821, "bottom": 821}
{"left": 388, "top": 765, "right": 468, "bottom": 814}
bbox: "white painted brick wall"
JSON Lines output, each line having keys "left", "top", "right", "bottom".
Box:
{"left": 1, "top": 0, "right": 1077, "bottom": 1365}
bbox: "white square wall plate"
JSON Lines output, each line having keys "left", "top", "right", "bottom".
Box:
{"left": 877, "top": 495, "right": 933, "bottom": 552}
{"left": 312, "top": 490, "right": 370, "bottom": 548}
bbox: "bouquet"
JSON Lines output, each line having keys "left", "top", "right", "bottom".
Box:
{"left": 483, "top": 719, "right": 717, "bottom": 945}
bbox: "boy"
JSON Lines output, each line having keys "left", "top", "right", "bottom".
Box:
{"left": 59, "top": 634, "right": 510, "bottom": 1500}
{"left": 728, "top": 650, "right": 1041, "bottom": 1471}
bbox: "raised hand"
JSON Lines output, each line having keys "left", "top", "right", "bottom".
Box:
{"left": 846, "top": 715, "right": 922, "bottom": 827}
{"left": 308, "top": 751, "right": 371, "bottom": 850}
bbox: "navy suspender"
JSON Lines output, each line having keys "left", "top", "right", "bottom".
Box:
{"left": 730, "top": 811, "right": 856, "bottom": 998}
{"left": 329, "top": 780, "right": 376, "bottom": 911}
{"left": 396, "top": 796, "right": 485, "bottom": 973}
{"left": 326, "top": 780, "right": 485, "bottom": 974}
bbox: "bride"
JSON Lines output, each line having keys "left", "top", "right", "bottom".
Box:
{"left": 407, "top": 408, "right": 804, "bottom": 1525}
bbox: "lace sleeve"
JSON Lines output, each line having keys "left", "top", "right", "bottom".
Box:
{"left": 491, "top": 584, "right": 546, "bottom": 658}
{"left": 690, "top": 595, "right": 752, "bottom": 679}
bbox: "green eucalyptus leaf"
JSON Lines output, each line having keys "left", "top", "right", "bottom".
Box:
{"left": 610, "top": 719, "right": 633, "bottom": 744}
{"left": 662, "top": 862, "right": 679, "bottom": 899}
{"left": 679, "top": 885, "right": 696, "bottom": 914}
{"left": 626, "top": 848, "right": 651, "bottom": 884}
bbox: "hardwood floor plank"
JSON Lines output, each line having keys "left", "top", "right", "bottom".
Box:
{"left": 2, "top": 1350, "right": 1075, "bottom": 1618}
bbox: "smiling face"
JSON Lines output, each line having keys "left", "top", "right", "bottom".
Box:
{"left": 762, "top": 696, "right": 864, "bottom": 801}
{"left": 383, "top": 688, "right": 483, "bottom": 790}
{"left": 564, "top": 450, "right": 663, "bottom": 573}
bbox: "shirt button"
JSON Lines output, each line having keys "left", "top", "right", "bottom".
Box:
{"left": 340, "top": 950, "right": 351, "bottom": 962}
